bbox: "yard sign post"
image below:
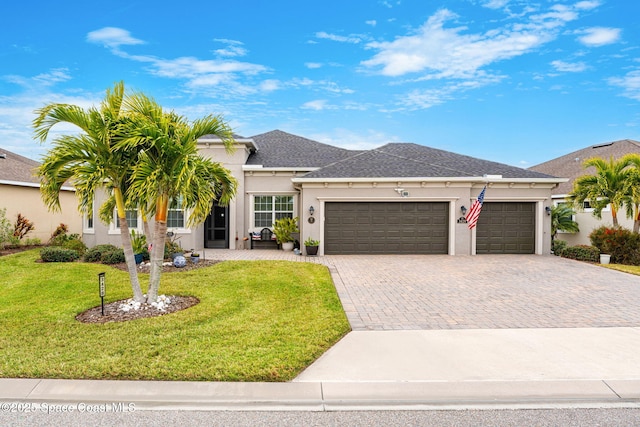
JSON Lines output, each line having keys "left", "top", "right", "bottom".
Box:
{"left": 98, "top": 272, "right": 106, "bottom": 316}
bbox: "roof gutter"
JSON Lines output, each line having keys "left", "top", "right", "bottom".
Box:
{"left": 0, "top": 179, "right": 75, "bottom": 191}
{"left": 291, "top": 176, "right": 567, "bottom": 184}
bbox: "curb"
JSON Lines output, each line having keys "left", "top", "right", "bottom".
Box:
{"left": 2, "top": 378, "right": 640, "bottom": 411}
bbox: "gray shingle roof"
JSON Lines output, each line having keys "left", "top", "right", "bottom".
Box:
{"left": 302, "top": 142, "right": 555, "bottom": 179}
{"left": 529, "top": 139, "right": 640, "bottom": 195}
{"left": 0, "top": 148, "right": 40, "bottom": 184}
{"left": 247, "top": 130, "right": 355, "bottom": 168}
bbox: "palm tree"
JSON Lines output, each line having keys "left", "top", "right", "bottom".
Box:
{"left": 623, "top": 154, "right": 640, "bottom": 233}
{"left": 122, "top": 93, "right": 238, "bottom": 302}
{"left": 33, "top": 82, "right": 146, "bottom": 302}
{"left": 569, "top": 156, "right": 635, "bottom": 227}
{"left": 551, "top": 204, "right": 579, "bottom": 242}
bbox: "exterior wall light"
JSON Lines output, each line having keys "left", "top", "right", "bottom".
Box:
{"left": 461, "top": 205, "right": 467, "bottom": 215}
{"left": 545, "top": 206, "right": 552, "bottom": 216}
{"left": 309, "top": 206, "right": 315, "bottom": 216}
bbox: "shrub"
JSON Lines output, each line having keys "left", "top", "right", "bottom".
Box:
{"left": 84, "top": 244, "right": 119, "bottom": 262}
{"left": 0, "top": 208, "right": 13, "bottom": 249}
{"left": 23, "top": 237, "right": 42, "bottom": 246}
{"left": 165, "top": 241, "right": 182, "bottom": 260}
{"left": 49, "top": 223, "right": 68, "bottom": 244}
{"left": 13, "top": 213, "right": 34, "bottom": 240}
{"left": 560, "top": 244, "right": 600, "bottom": 263}
{"left": 62, "top": 238, "right": 87, "bottom": 256}
{"left": 589, "top": 226, "right": 640, "bottom": 265}
{"left": 551, "top": 239, "right": 567, "bottom": 256}
{"left": 101, "top": 249, "right": 125, "bottom": 265}
{"left": 40, "top": 247, "right": 80, "bottom": 262}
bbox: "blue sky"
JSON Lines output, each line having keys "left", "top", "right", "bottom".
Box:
{"left": 1, "top": 0, "right": 638, "bottom": 167}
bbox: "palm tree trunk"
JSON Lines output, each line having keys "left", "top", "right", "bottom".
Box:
{"left": 635, "top": 205, "right": 640, "bottom": 233}
{"left": 612, "top": 206, "right": 619, "bottom": 227}
{"left": 147, "top": 195, "right": 169, "bottom": 303}
{"left": 114, "top": 188, "right": 144, "bottom": 302}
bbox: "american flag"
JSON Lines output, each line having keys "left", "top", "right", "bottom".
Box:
{"left": 466, "top": 186, "right": 486, "bottom": 229}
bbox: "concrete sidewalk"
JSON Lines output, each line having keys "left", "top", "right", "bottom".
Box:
{"left": 2, "top": 328, "right": 640, "bottom": 411}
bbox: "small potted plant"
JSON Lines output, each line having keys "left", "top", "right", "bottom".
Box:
{"left": 273, "top": 217, "right": 299, "bottom": 251}
{"left": 130, "top": 230, "right": 147, "bottom": 264}
{"left": 304, "top": 237, "right": 320, "bottom": 256}
{"left": 190, "top": 251, "right": 200, "bottom": 264}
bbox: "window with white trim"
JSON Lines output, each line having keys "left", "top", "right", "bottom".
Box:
{"left": 254, "top": 195, "right": 294, "bottom": 228}
{"left": 115, "top": 209, "right": 139, "bottom": 229}
{"left": 167, "top": 197, "right": 186, "bottom": 229}
{"left": 83, "top": 207, "right": 94, "bottom": 234}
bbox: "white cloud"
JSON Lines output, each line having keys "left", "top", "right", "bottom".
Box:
{"left": 482, "top": 0, "right": 510, "bottom": 10}
{"left": 5, "top": 68, "right": 72, "bottom": 88}
{"left": 577, "top": 27, "right": 621, "bottom": 47}
{"left": 305, "top": 62, "right": 323, "bottom": 69}
{"left": 551, "top": 60, "right": 587, "bottom": 72}
{"left": 212, "top": 39, "right": 248, "bottom": 57}
{"left": 310, "top": 128, "right": 397, "bottom": 151}
{"left": 86, "top": 27, "right": 145, "bottom": 49}
{"left": 361, "top": 4, "right": 588, "bottom": 79}
{"left": 260, "top": 79, "right": 280, "bottom": 92}
{"left": 0, "top": 75, "right": 102, "bottom": 158}
{"left": 150, "top": 57, "right": 267, "bottom": 79}
{"left": 574, "top": 1, "right": 601, "bottom": 10}
{"left": 609, "top": 70, "right": 640, "bottom": 101}
{"left": 366, "top": 20, "right": 377, "bottom": 27}
{"left": 316, "top": 31, "right": 362, "bottom": 44}
{"left": 301, "top": 100, "right": 332, "bottom": 110}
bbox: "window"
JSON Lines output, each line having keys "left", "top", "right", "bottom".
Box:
{"left": 167, "top": 197, "right": 185, "bottom": 229}
{"left": 83, "top": 205, "right": 94, "bottom": 233}
{"left": 582, "top": 200, "right": 610, "bottom": 212}
{"left": 115, "top": 209, "right": 138, "bottom": 229}
{"left": 254, "top": 195, "right": 294, "bottom": 228}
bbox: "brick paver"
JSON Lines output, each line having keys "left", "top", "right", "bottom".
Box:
{"left": 203, "top": 250, "right": 640, "bottom": 331}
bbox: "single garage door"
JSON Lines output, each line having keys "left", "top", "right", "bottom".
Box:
{"left": 324, "top": 202, "right": 449, "bottom": 254}
{"left": 476, "top": 202, "right": 535, "bottom": 254}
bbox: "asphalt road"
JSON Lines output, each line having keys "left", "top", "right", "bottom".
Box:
{"left": 2, "top": 408, "right": 640, "bottom": 426}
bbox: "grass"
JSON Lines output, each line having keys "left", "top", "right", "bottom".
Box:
{"left": 604, "top": 263, "right": 640, "bottom": 276}
{"left": 0, "top": 250, "right": 350, "bottom": 381}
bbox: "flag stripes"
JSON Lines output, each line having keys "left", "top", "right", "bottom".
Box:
{"left": 466, "top": 186, "right": 486, "bottom": 229}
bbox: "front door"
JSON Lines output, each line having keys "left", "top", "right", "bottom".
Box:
{"left": 205, "top": 203, "right": 229, "bottom": 248}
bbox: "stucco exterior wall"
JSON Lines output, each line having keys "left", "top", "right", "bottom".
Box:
{"left": 296, "top": 180, "right": 555, "bottom": 256}
{"left": 0, "top": 184, "right": 82, "bottom": 242}
{"left": 555, "top": 208, "right": 635, "bottom": 247}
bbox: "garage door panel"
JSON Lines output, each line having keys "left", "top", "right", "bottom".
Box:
{"left": 325, "top": 202, "right": 449, "bottom": 254}
{"left": 476, "top": 202, "right": 535, "bottom": 254}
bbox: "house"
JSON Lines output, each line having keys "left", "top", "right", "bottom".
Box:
{"left": 84, "top": 130, "right": 563, "bottom": 255}
{"left": 529, "top": 139, "right": 640, "bottom": 246}
{"left": 0, "top": 148, "right": 82, "bottom": 242}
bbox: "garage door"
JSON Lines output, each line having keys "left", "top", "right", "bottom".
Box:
{"left": 324, "top": 202, "right": 449, "bottom": 254}
{"left": 476, "top": 202, "right": 535, "bottom": 254}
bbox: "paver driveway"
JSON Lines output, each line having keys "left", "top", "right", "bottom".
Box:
{"left": 204, "top": 250, "right": 640, "bottom": 331}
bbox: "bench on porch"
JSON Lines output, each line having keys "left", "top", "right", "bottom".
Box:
{"left": 250, "top": 227, "right": 279, "bottom": 250}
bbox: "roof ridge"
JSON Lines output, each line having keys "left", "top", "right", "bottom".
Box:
{"left": 371, "top": 145, "right": 473, "bottom": 176}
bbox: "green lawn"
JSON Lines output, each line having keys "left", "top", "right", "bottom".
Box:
{"left": 0, "top": 250, "right": 350, "bottom": 381}
{"left": 604, "top": 263, "right": 640, "bottom": 276}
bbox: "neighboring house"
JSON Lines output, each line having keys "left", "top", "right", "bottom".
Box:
{"left": 0, "top": 148, "right": 82, "bottom": 242}
{"left": 529, "top": 139, "right": 640, "bottom": 246}
{"left": 85, "top": 130, "right": 563, "bottom": 256}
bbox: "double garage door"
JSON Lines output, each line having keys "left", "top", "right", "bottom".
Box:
{"left": 324, "top": 201, "right": 535, "bottom": 255}
{"left": 324, "top": 202, "right": 449, "bottom": 254}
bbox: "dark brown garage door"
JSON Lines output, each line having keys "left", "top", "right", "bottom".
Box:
{"left": 476, "top": 202, "right": 535, "bottom": 254}
{"left": 324, "top": 202, "right": 449, "bottom": 254}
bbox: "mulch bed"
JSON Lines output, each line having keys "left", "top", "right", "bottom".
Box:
{"left": 113, "top": 258, "right": 220, "bottom": 273}
{"left": 76, "top": 295, "right": 200, "bottom": 324}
